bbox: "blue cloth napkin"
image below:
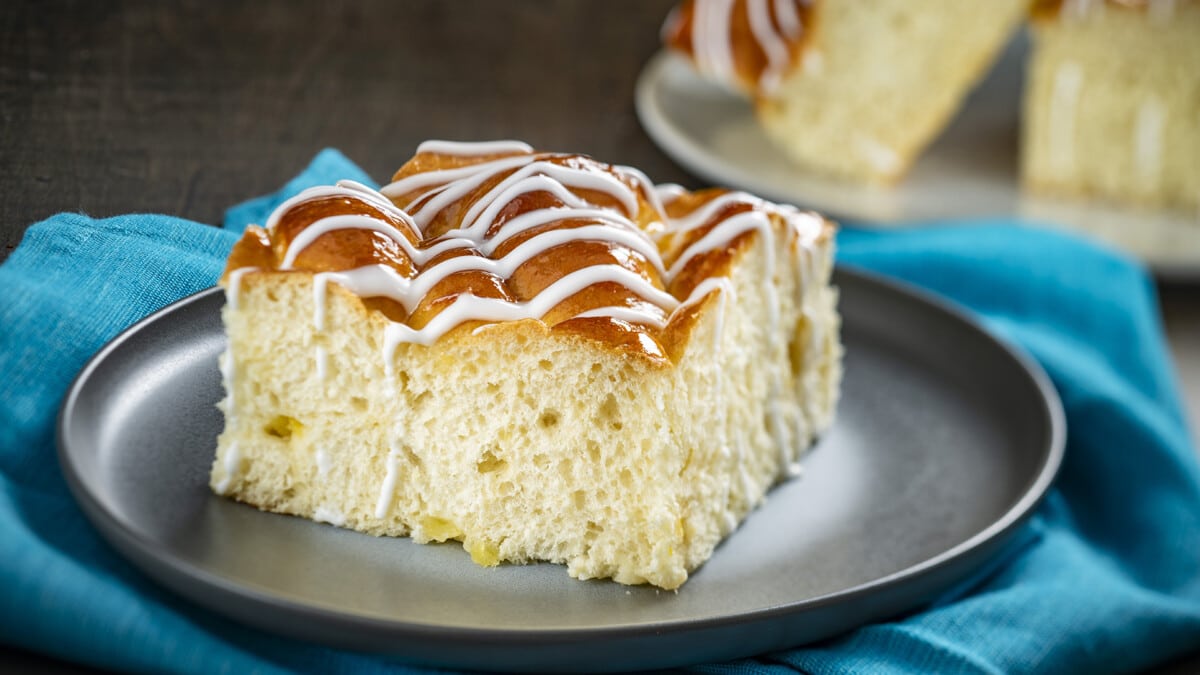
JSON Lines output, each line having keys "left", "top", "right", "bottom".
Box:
{"left": 2, "top": 149, "right": 1199, "bottom": 674}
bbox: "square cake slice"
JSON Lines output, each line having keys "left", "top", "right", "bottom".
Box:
{"left": 211, "top": 140, "right": 840, "bottom": 589}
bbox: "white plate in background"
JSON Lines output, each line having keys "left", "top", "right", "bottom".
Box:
{"left": 635, "top": 41, "right": 1200, "bottom": 279}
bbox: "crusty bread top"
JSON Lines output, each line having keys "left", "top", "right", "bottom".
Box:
{"left": 662, "top": 0, "right": 813, "bottom": 96}
{"left": 223, "top": 140, "right": 832, "bottom": 362}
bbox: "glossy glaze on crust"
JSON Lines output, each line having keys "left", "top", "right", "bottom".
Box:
{"left": 222, "top": 141, "right": 831, "bottom": 363}
{"left": 662, "top": 0, "right": 812, "bottom": 95}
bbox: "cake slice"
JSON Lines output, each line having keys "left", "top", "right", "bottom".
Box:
{"left": 1022, "top": 0, "right": 1200, "bottom": 211}
{"left": 663, "top": 0, "right": 1029, "bottom": 183}
{"left": 211, "top": 140, "right": 840, "bottom": 590}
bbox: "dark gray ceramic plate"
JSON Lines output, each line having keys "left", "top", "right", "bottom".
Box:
{"left": 59, "top": 267, "right": 1064, "bottom": 672}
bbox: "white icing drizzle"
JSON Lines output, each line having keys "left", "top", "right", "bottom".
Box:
{"left": 751, "top": 217, "right": 793, "bottom": 473}
{"left": 855, "top": 136, "right": 901, "bottom": 176}
{"left": 219, "top": 351, "right": 235, "bottom": 415}
{"left": 1049, "top": 62, "right": 1084, "bottom": 175}
{"left": 381, "top": 155, "right": 534, "bottom": 204}
{"left": 375, "top": 442, "right": 403, "bottom": 518}
{"left": 1058, "top": 0, "right": 1179, "bottom": 21}
{"left": 566, "top": 271, "right": 734, "bottom": 329}
{"left": 485, "top": 213, "right": 665, "bottom": 274}
{"left": 684, "top": 276, "right": 737, "bottom": 312}
{"left": 267, "top": 181, "right": 419, "bottom": 239}
{"left": 416, "top": 139, "right": 534, "bottom": 156}
{"left": 316, "top": 446, "right": 332, "bottom": 478}
{"left": 573, "top": 306, "right": 670, "bottom": 330}
{"left": 257, "top": 146, "right": 824, "bottom": 365}
{"left": 692, "top": 0, "right": 738, "bottom": 86}
{"left": 705, "top": 278, "right": 737, "bottom": 534}
{"left": 217, "top": 265, "right": 248, "bottom": 436}
{"left": 1134, "top": 97, "right": 1166, "bottom": 184}
{"left": 573, "top": 275, "right": 738, "bottom": 330}
{"left": 655, "top": 183, "right": 687, "bottom": 204}
{"left": 379, "top": 265, "right": 679, "bottom": 351}
{"left": 668, "top": 209, "right": 773, "bottom": 278}
{"left": 226, "top": 266, "right": 257, "bottom": 311}
{"left": 746, "top": 0, "right": 792, "bottom": 93}
{"left": 315, "top": 344, "right": 328, "bottom": 381}
{"left": 685, "top": 0, "right": 805, "bottom": 93}
{"left": 789, "top": 244, "right": 822, "bottom": 463}
{"left": 741, "top": 439, "right": 758, "bottom": 505}
{"left": 661, "top": 3, "right": 683, "bottom": 42}
{"left": 801, "top": 49, "right": 823, "bottom": 76}
{"left": 617, "top": 164, "right": 672, "bottom": 221}
{"left": 614, "top": 164, "right": 672, "bottom": 222}
{"left": 217, "top": 263, "right": 252, "bottom": 420}
{"left": 311, "top": 241, "right": 666, "bottom": 322}
{"left": 281, "top": 213, "right": 428, "bottom": 270}
{"left": 774, "top": 0, "right": 802, "bottom": 38}
{"left": 313, "top": 505, "right": 346, "bottom": 526}
{"left": 669, "top": 191, "right": 761, "bottom": 233}
{"left": 313, "top": 274, "right": 329, "bottom": 332}
{"left": 454, "top": 161, "right": 640, "bottom": 230}
{"left": 215, "top": 441, "right": 240, "bottom": 494}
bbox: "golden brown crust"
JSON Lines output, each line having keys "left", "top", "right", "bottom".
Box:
{"left": 222, "top": 147, "right": 834, "bottom": 361}
{"left": 663, "top": 0, "right": 814, "bottom": 96}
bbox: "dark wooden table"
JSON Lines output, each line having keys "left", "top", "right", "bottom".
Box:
{"left": 1, "top": 0, "right": 690, "bottom": 251}
{"left": 2, "top": 1, "right": 1197, "bottom": 672}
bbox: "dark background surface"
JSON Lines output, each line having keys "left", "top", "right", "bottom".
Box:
{"left": 2, "top": 1, "right": 1197, "bottom": 672}
{"left": 1, "top": 0, "right": 690, "bottom": 252}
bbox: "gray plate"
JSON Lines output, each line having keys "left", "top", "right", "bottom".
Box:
{"left": 58, "top": 267, "right": 1064, "bottom": 672}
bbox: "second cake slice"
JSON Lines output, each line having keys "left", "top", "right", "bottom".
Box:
{"left": 664, "top": 0, "right": 1030, "bottom": 183}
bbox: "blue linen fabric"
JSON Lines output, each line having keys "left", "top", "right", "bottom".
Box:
{"left": 2, "top": 149, "right": 1198, "bottom": 674}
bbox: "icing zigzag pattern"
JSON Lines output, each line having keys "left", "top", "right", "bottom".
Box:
{"left": 235, "top": 140, "right": 825, "bottom": 354}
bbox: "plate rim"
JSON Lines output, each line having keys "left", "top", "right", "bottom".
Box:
{"left": 57, "top": 267, "right": 1065, "bottom": 664}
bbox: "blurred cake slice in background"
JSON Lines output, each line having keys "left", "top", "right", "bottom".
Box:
{"left": 663, "top": 0, "right": 1030, "bottom": 184}
{"left": 1022, "top": 0, "right": 1200, "bottom": 213}
{"left": 661, "top": 0, "right": 813, "bottom": 97}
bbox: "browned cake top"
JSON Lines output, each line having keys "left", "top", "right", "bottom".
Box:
{"left": 662, "top": 0, "right": 813, "bottom": 95}
{"left": 224, "top": 140, "right": 831, "bottom": 362}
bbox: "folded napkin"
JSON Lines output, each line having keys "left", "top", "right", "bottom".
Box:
{"left": 2, "top": 150, "right": 1198, "bottom": 674}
